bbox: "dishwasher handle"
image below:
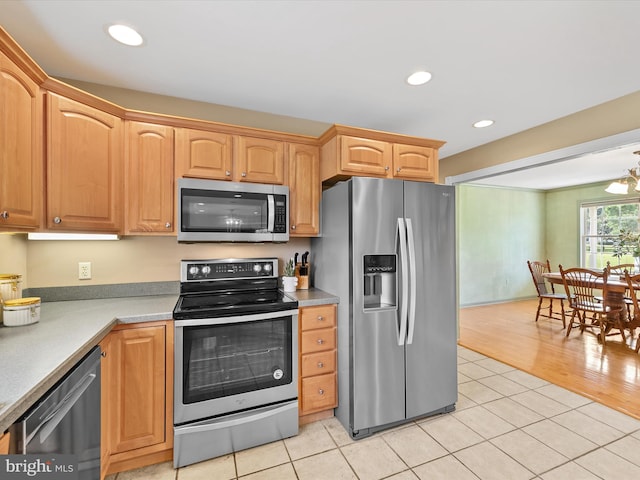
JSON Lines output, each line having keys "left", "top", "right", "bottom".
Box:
{"left": 26, "top": 370, "right": 97, "bottom": 446}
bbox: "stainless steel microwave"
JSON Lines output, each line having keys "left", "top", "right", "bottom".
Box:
{"left": 177, "top": 178, "right": 289, "bottom": 242}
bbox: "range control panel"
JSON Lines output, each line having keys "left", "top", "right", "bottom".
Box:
{"left": 181, "top": 258, "right": 278, "bottom": 281}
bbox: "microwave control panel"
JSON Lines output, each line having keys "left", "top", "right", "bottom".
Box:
{"left": 274, "top": 195, "right": 287, "bottom": 233}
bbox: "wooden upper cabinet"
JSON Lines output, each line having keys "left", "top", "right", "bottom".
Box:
{"left": 288, "top": 143, "right": 320, "bottom": 236}
{"left": 319, "top": 125, "right": 444, "bottom": 186}
{"left": 125, "top": 121, "right": 175, "bottom": 235}
{"left": 175, "top": 128, "right": 232, "bottom": 180}
{"left": 0, "top": 50, "right": 43, "bottom": 230}
{"left": 46, "top": 93, "right": 123, "bottom": 232}
{"left": 340, "top": 136, "right": 392, "bottom": 177}
{"left": 235, "top": 136, "right": 285, "bottom": 184}
{"left": 392, "top": 143, "right": 437, "bottom": 181}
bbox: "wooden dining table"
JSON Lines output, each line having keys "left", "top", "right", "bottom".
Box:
{"left": 543, "top": 271, "right": 640, "bottom": 332}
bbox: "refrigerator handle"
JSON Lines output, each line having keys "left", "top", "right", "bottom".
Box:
{"left": 406, "top": 218, "right": 417, "bottom": 345}
{"left": 396, "top": 217, "right": 408, "bottom": 346}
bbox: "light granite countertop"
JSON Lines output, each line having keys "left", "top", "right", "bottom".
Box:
{"left": 0, "top": 288, "right": 339, "bottom": 435}
{"left": 0, "top": 294, "right": 178, "bottom": 434}
{"left": 283, "top": 288, "right": 339, "bottom": 306}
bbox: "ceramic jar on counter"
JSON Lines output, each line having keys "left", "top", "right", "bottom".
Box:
{"left": 0, "top": 274, "right": 22, "bottom": 324}
{"left": 2, "top": 297, "right": 41, "bottom": 326}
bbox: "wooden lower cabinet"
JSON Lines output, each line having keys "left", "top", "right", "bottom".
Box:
{"left": 0, "top": 431, "right": 9, "bottom": 454}
{"left": 298, "top": 304, "right": 338, "bottom": 423}
{"left": 100, "top": 320, "right": 173, "bottom": 478}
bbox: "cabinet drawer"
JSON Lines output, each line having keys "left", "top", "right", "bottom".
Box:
{"left": 300, "top": 304, "right": 336, "bottom": 331}
{"left": 300, "top": 328, "right": 335, "bottom": 354}
{"left": 301, "top": 373, "right": 337, "bottom": 413}
{"left": 301, "top": 350, "right": 336, "bottom": 378}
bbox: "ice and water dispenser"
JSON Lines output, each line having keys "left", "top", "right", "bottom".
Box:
{"left": 363, "top": 254, "right": 397, "bottom": 310}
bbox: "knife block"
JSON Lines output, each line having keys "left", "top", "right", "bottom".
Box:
{"left": 295, "top": 263, "right": 310, "bottom": 290}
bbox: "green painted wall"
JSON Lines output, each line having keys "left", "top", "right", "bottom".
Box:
{"left": 458, "top": 184, "right": 546, "bottom": 306}
{"left": 459, "top": 181, "right": 640, "bottom": 306}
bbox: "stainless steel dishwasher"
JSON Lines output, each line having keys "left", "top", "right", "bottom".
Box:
{"left": 10, "top": 346, "right": 101, "bottom": 479}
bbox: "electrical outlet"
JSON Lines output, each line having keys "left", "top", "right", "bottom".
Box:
{"left": 78, "top": 262, "right": 92, "bottom": 280}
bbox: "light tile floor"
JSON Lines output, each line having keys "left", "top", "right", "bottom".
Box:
{"left": 107, "top": 346, "right": 640, "bottom": 480}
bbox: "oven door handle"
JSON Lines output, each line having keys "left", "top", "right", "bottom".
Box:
{"left": 174, "top": 308, "right": 298, "bottom": 328}
{"left": 175, "top": 401, "right": 297, "bottom": 435}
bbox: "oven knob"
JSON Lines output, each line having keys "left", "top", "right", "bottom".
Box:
{"left": 189, "top": 266, "right": 199, "bottom": 276}
{"left": 263, "top": 263, "right": 272, "bottom": 273}
{"left": 253, "top": 264, "right": 262, "bottom": 273}
{"left": 201, "top": 265, "right": 211, "bottom": 275}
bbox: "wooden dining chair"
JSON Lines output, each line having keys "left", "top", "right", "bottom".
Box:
{"left": 559, "top": 265, "right": 624, "bottom": 344}
{"left": 623, "top": 271, "right": 640, "bottom": 353}
{"left": 605, "top": 262, "right": 635, "bottom": 316}
{"left": 605, "top": 262, "right": 635, "bottom": 275}
{"left": 527, "top": 260, "right": 567, "bottom": 327}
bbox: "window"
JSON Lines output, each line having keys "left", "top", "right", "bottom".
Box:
{"left": 580, "top": 199, "right": 640, "bottom": 268}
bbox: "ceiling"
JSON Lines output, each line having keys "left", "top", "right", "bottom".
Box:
{"left": 2, "top": 1, "right": 640, "bottom": 188}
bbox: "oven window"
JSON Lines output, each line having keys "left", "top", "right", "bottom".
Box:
{"left": 182, "top": 189, "right": 269, "bottom": 233}
{"left": 182, "top": 316, "right": 292, "bottom": 403}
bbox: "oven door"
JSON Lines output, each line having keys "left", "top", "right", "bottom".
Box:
{"left": 174, "top": 309, "right": 298, "bottom": 425}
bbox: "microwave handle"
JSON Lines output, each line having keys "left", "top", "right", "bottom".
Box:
{"left": 267, "top": 194, "right": 275, "bottom": 232}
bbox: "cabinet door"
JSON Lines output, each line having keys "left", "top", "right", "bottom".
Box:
{"left": 0, "top": 431, "right": 9, "bottom": 455}
{"left": 235, "top": 136, "right": 285, "bottom": 184}
{"left": 393, "top": 143, "right": 436, "bottom": 181}
{"left": 47, "top": 93, "right": 123, "bottom": 232}
{"left": 109, "top": 325, "right": 166, "bottom": 454}
{"left": 288, "top": 143, "right": 319, "bottom": 236}
{"left": 99, "top": 335, "right": 112, "bottom": 480}
{"left": 0, "top": 50, "right": 42, "bottom": 230}
{"left": 340, "top": 136, "right": 391, "bottom": 177}
{"left": 125, "top": 121, "right": 175, "bottom": 234}
{"left": 175, "top": 128, "right": 232, "bottom": 180}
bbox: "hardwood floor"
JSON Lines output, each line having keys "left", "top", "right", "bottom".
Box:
{"left": 458, "top": 298, "right": 640, "bottom": 420}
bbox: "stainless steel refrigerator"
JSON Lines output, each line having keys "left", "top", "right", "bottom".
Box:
{"left": 311, "top": 177, "right": 457, "bottom": 439}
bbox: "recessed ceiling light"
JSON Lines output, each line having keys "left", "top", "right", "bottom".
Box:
{"left": 406, "top": 71, "right": 432, "bottom": 86}
{"left": 473, "top": 119, "right": 494, "bottom": 128}
{"left": 107, "top": 24, "right": 143, "bottom": 46}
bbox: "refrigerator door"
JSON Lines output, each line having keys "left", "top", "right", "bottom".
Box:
{"left": 351, "top": 177, "right": 406, "bottom": 432}
{"left": 403, "top": 182, "right": 458, "bottom": 419}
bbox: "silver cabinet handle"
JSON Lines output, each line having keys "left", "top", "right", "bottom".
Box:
{"left": 101, "top": 351, "right": 107, "bottom": 358}
{"left": 0, "top": 211, "right": 9, "bottom": 220}
{"left": 385, "top": 166, "right": 390, "bottom": 171}
{"left": 317, "top": 315, "right": 324, "bottom": 321}
{"left": 53, "top": 216, "right": 62, "bottom": 224}
{"left": 317, "top": 338, "right": 324, "bottom": 345}
{"left": 317, "top": 362, "right": 324, "bottom": 368}
{"left": 291, "top": 225, "right": 296, "bottom": 230}
{"left": 165, "top": 222, "right": 172, "bottom": 229}
{"left": 225, "top": 170, "right": 231, "bottom": 176}
{"left": 397, "top": 167, "right": 402, "bottom": 172}
{"left": 241, "top": 172, "right": 247, "bottom": 177}
{"left": 318, "top": 389, "right": 325, "bottom": 395}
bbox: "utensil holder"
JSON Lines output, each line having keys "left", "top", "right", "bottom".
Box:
{"left": 296, "top": 262, "right": 310, "bottom": 290}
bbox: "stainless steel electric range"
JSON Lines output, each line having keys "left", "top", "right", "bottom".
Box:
{"left": 173, "top": 258, "right": 299, "bottom": 468}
